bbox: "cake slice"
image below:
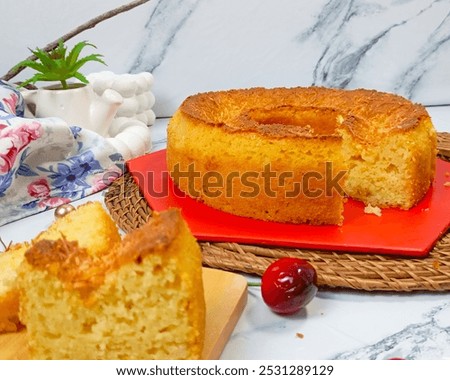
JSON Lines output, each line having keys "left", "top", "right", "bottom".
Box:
{"left": 0, "top": 243, "right": 30, "bottom": 332}
{"left": 34, "top": 201, "right": 122, "bottom": 257}
{"left": 18, "top": 208, "right": 205, "bottom": 359}
{"left": 0, "top": 202, "right": 121, "bottom": 333}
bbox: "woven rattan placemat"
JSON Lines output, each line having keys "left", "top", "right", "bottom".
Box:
{"left": 105, "top": 132, "right": 450, "bottom": 292}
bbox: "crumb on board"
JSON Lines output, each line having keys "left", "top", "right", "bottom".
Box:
{"left": 364, "top": 204, "right": 382, "bottom": 217}
{"left": 296, "top": 333, "right": 304, "bottom": 339}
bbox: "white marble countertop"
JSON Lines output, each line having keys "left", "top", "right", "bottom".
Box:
{"left": 1, "top": 106, "right": 449, "bottom": 360}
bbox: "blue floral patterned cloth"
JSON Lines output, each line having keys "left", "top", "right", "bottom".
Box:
{"left": 0, "top": 81, "right": 124, "bottom": 226}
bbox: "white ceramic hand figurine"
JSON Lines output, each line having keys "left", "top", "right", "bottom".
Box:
{"left": 87, "top": 71, "right": 156, "bottom": 126}
{"left": 87, "top": 71, "right": 155, "bottom": 160}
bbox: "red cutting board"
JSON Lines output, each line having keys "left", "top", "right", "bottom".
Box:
{"left": 128, "top": 150, "right": 450, "bottom": 257}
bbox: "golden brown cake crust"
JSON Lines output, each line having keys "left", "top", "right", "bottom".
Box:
{"left": 179, "top": 87, "right": 429, "bottom": 141}
{"left": 24, "top": 209, "right": 184, "bottom": 300}
{"left": 24, "top": 239, "right": 106, "bottom": 300}
{"left": 119, "top": 208, "right": 182, "bottom": 256}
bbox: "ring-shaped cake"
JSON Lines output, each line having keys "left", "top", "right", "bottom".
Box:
{"left": 167, "top": 87, "right": 437, "bottom": 225}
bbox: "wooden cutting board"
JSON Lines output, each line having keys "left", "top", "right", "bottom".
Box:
{"left": 0, "top": 268, "right": 247, "bottom": 360}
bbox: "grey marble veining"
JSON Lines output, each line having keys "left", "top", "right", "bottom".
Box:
{"left": 333, "top": 302, "right": 450, "bottom": 360}
{"left": 150, "top": 118, "right": 169, "bottom": 152}
{"left": 303, "top": 0, "right": 450, "bottom": 99}
{"left": 397, "top": 7, "right": 450, "bottom": 99}
{"left": 2, "top": 0, "right": 450, "bottom": 116}
{"left": 130, "top": 0, "right": 201, "bottom": 74}
{"left": 299, "top": 0, "right": 388, "bottom": 87}
{"left": 121, "top": 0, "right": 450, "bottom": 116}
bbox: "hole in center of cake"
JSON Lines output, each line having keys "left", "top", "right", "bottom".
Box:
{"left": 246, "top": 105, "right": 341, "bottom": 136}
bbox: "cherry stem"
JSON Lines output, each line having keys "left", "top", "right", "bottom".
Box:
{"left": 247, "top": 282, "right": 261, "bottom": 287}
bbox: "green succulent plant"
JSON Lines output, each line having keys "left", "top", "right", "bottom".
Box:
{"left": 14, "top": 40, "right": 106, "bottom": 89}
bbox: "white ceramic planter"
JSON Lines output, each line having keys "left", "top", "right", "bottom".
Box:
{"left": 22, "top": 83, "right": 123, "bottom": 137}
{"left": 20, "top": 72, "right": 156, "bottom": 159}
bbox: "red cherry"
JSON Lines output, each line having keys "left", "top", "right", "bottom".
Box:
{"left": 261, "top": 258, "right": 317, "bottom": 315}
